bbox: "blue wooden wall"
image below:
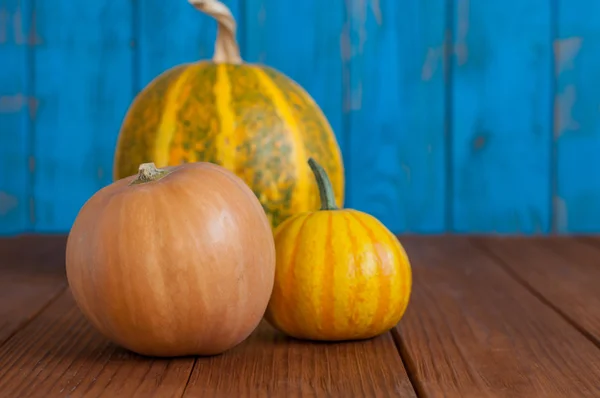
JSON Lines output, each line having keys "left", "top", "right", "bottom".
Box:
{"left": 1, "top": 0, "right": 599, "bottom": 235}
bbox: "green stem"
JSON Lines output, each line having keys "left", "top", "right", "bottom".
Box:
{"left": 129, "top": 162, "right": 170, "bottom": 185}
{"left": 308, "top": 157, "right": 338, "bottom": 211}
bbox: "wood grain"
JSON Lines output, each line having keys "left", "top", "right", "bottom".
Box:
{"left": 0, "top": 0, "right": 33, "bottom": 234}
{"left": 0, "top": 235, "right": 415, "bottom": 397}
{"left": 32, "top": 1, "right": 134, "bottom": 231}
{"left": 347, "top": 0, "right": 447, "bottom": 233}
{"left": 554, "top": 0, "right": 600, "bottom": 232}
{"left": 4, "top": 235, "right": 600, "bottom": 397}
{"left": 244, "top": 0, "right": 346, "bottom": 151}
{"left": 0, "top": 291, "right": 415, "bottom": 397}
{"left": 0, "top": 290, "right": 194, "bottom": 398}
{"left": 183, "top": 321, "right": 415, "bottom": 397}
{"left": 395, "top": 236, "right": 600, "bottom": 397}
{"left": 0, "top": 235, "right": 67, "bottom": 345}
{"left": 451, "top": 0, "right": 552, "bottom": 233}
{"left": 473, "top": 236, "right": 600, "bottom": 345}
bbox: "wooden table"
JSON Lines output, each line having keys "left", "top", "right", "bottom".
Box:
{"left": 1, "top": 235, "right": 599, "bottom": 397}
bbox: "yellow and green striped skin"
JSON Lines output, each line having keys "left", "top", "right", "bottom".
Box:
{"left": 113, "top": 62, "right": 345, "bottom": 229}
{"left": 264, "top": 209, "right": 412, "bottom": 341}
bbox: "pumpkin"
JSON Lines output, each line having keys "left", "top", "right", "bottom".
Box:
{"left": 264, "top": 158, "right": 412, "bottom": 341}
{"left": 65, "top": 161, "right": 276, "bottom": 357}
{"left": 112, "top": 0, "right": 345, "bottom": 230}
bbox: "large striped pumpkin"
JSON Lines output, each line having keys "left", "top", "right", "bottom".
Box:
{"left": 113, "top": 0, "right": 344, "bottom": 229}
{"left": 265, "top": 159, "right": 412, "bottom": 341}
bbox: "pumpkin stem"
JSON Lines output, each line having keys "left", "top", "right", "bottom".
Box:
{"left": 129, "top": 163, "right": 170, "bottom": 185}
{"left": 188, "top": 0, "right": 243, "bottom": 64}
{"left": 308, "top": 158, "right": 338, "bottom": 211}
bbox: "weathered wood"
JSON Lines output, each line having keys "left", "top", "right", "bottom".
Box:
{"left": 395, "top": 236, "right": 600, "bottom": 397}
{"left": 554, "top": 1, "right": 600, "bottom": 232}
{"left": 473, "top": 236, "right": 600, "bottom": 345}
{"left": 0, "top": 235, "right": 67, "bottom": 345}
{"left": 347, "top": 0, "right": 447, "bottom": 233}
{"left": 4, "top": 1, "right": 600, "bottom": 235}
{"left": 32, "top": 1, "right": 134, "bottom": 231}
{"left": 0, "top": 0, "right": 34, "bottom": 234}
{"left": 451, "top": 0, "right": 553, "bottom": 233}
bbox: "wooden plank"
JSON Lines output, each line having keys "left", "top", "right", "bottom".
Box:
{"left": 451, "top": 0, "right": 553, "bottom": 233}
{"left": 473, "top": 236, "right": 600, "bottom": 345}
{"left": 32, "top": 1, "right": 134, "bottom": 232}
{"left": 554, "top": 1, "right": 600, "bottom": 232}
{"left": 577, "top": 236, "right": 600, "bottom": 249}
{"left": 244, "top": 0, "right": 346, "bottom": 155}
{"left": 0, "top": 290, "right": 416, "bottom": 397}
{"left": 139, "top": 0, "right": 243, "bottom": 89}
{"left": 0, "top": 0, "right": 35, "bottom": 234}
{"left": 347, "top": 0, "right": 447, "bottom": 233}
{"left": 0, "top": 236, "right": 67, "bottom": 346}
{"left": 394, "top": 236, "right": 600, "bottom": 397}
{"left": 183, "top": 322, "right": 416, "bottom": 397}
{"left": 0, "top": 290, "right": 194, "bottom": 398}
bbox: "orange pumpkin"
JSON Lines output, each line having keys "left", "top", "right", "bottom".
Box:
{"left": 66, "top": 162, "right": 276, "bottom": 357}
{"left": 265, "top": 158, "right": 412, "bottom": 341}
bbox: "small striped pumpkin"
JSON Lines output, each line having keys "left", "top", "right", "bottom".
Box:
{"left": 265, "top": 158, "right": 412, "bottom": 341}
{"left": 113, "top": 0, "right": 344, "bottom": 229}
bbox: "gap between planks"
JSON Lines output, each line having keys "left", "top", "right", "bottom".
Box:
{"left": 392, "top": 235, "right": 600, "bottom": 398}
{"left": 0, "top": 290, "right": 415, "bottom": 397}
{"left": 4, "top": 235, "right": 600, "bottom": 397}
{"left": 471, "top": 236, "right": 600, "bottom": 349}
{"left": 0, "top": 243, "right": 416, "bottom": 398}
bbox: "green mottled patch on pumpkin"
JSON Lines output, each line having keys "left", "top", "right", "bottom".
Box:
{"left": 227, "top": 66, "right": 297, "bottom": 227}
{"left": 115, "top": 65, "right": 188, "bottom": 179}
{"left": 259, "top": 66, "right": 343, "bottom": 208}
{"left": 171, "top": 65, "right": 220, "bottom": 165}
